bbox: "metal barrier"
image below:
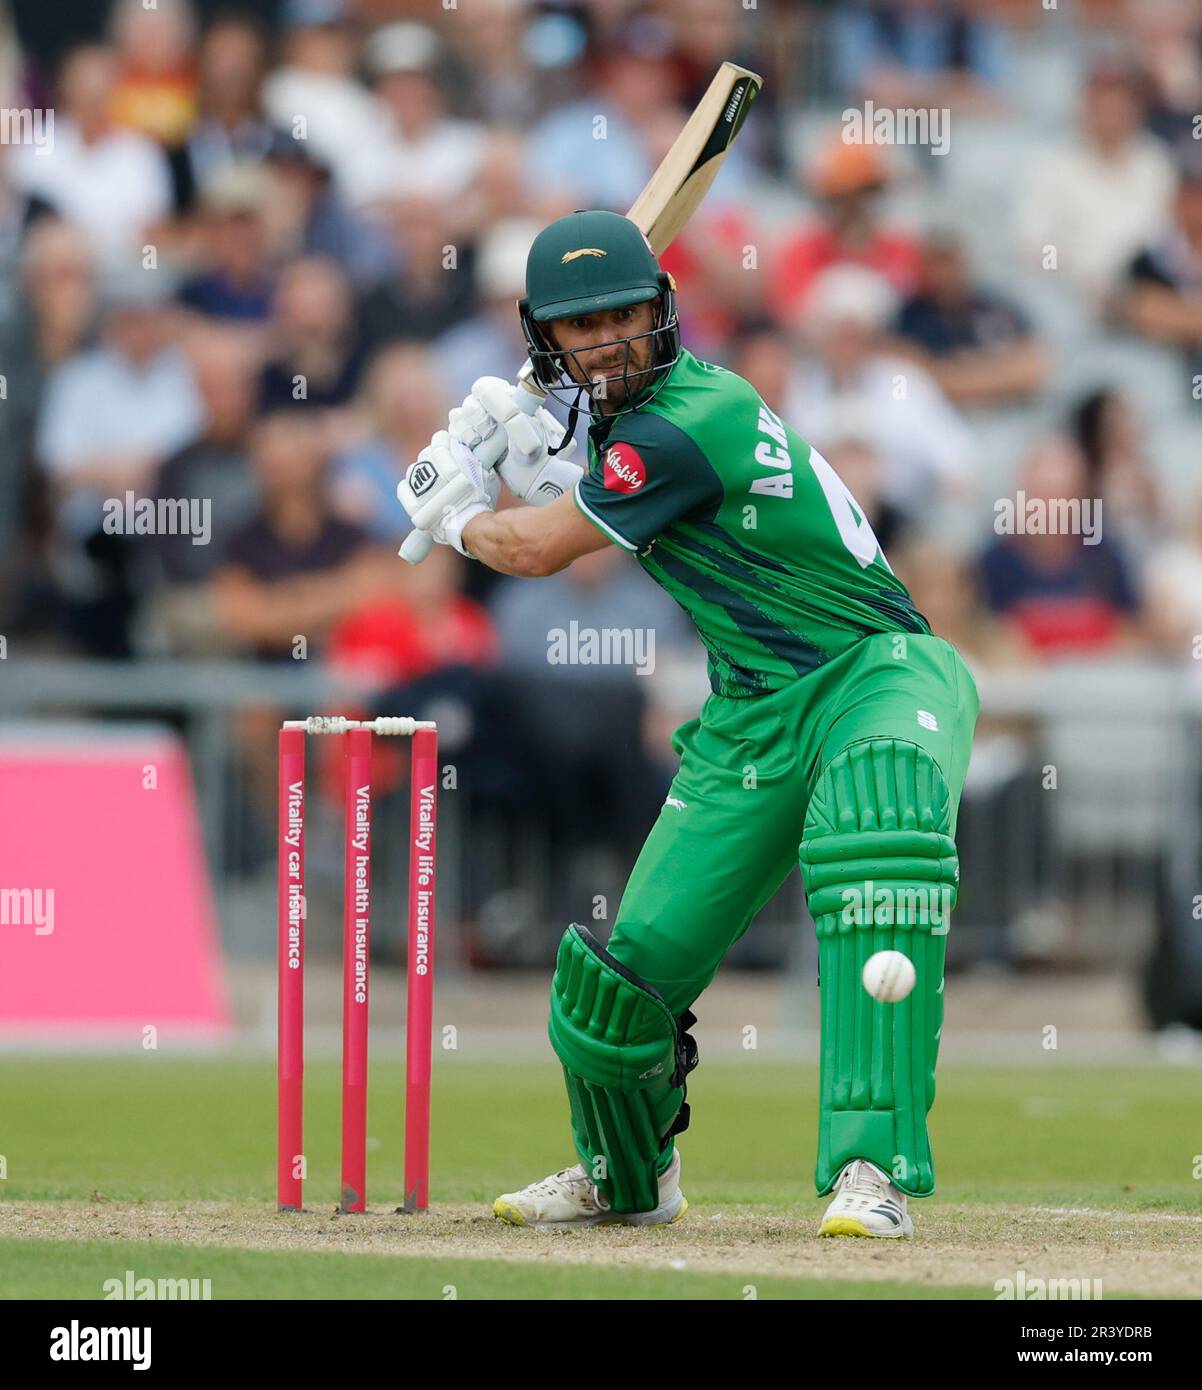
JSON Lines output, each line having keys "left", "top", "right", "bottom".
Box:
{"left": 3, "top": 658, "right": 1198, "bottom": 974}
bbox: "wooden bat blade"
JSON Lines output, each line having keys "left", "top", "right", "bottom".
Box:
{"left": 625, "top": 61, "right": 762, "bottom": 254}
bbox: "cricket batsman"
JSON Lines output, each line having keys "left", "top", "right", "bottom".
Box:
{"left": 397, "top": 210, "right": 978, "bottom": 1238}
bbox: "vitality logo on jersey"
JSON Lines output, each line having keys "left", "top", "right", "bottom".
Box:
{"left": 603, "top": 442, "right": 646, "bottom": 493}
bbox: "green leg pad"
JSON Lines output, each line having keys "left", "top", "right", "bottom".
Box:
{"left": 548, "top": 925, "right": 697, "bottom": 1213}
{"left": 799, "top": 739, "right": 959, "bottom": 1197}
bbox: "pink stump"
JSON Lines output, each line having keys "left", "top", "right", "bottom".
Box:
{"left": 277, "top": 728, "right": 306, "bottom": 1211}
{"left": 340, "top": 728, "right": 373, "bottom": 1212}
{"left": 405, "top": 727, "right": 438, "bottom": 1211}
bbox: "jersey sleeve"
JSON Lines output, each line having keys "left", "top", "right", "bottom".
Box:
{"left": 573, "top": 410, "right": 722, "bottom": 552}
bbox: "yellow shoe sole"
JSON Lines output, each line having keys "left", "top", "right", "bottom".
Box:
{"left": 819, "top": 1215, "right": 871, "bottom": 1238}
{"left": 492, "top": 1199, "right": 527, "bottom": 1227}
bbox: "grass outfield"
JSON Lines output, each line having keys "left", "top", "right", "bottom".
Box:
{"left": 0, "top": 1055, "right": 1198, "bottom": 1298}
{"left": 0, "top": 1237, "right": 987, "bottom": 1300}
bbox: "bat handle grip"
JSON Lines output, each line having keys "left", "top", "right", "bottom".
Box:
{"left": 515, "top": 358, "right": 546, "bottom": 415}
{"left": 400, "top": 529, "right": 434, "bottom": 565}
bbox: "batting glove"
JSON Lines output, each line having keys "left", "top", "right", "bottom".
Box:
{"left": 397, "top": 430, "right": 500, "bottom": 557}
{"left": 450, "top": 376, "right": 583, "bottom": 508}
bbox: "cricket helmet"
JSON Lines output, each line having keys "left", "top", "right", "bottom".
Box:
{"left": 518, "top": 209, "right": 680, "bottom": 414}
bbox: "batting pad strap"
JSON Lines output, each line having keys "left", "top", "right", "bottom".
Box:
{"left": 800, "top": 739, "right": 957, "bottom": 1198}
{"left": 549, "top": 925, "right": 694, "bottom": 1213}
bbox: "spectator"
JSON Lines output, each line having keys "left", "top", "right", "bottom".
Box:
{"left": 259, "top": 256, "right": 364, "bottom": 417}
{"left": 523, "top": 39, "right": 682, "bottom": 212}
{"left": 831, "top": 0, "right": 1010, "bottom": 112}
{"left": 892, "top": 537, "right": 1028, "bottom": 673}
{"left": 177, "top": 162, "right": 277, "bottom": 324}
{"left": 37, "top": 265, "right": 203, "bottom": 532}
{"left": 895, "top": 230, "right": 1048, "bottom": 408}
{"left": 332, "top": 342, "right": 449, "bottom": 544}
{"left": 440, "top": 0, "right": 540, "bottom": 126}
{"left": 356, "top": 195, "right": 477, "bottom": 348}
{"left": 261, "top": 0, "right": 382, "bottom": 190}
{"left": 784, "top": 264, "right": 973, "bottom": 527}
{"left": 666, "top": 0, "right": 760, "bottom": 96}
{"left": 0, "top": 220, "right": 97, "bottom": 592}
{"left": 772, "top": 135, "right": 921, "bottom": 325}
{"left": 1070, "top": 387, "right": 1166, "bottom": 559}
{"left": 182, "top": 13, "right": 277, "bottom": 203}
{"left": 978, "top": 436, "right": 1145, "bottom": 659}
{"left": 456, "top": 128, "right": 542, "bottom": 242}
{"left": 1015, "top": 57, "right": 1177, "bottom": 300}
{"left": 108, "top": 0, "right": 198, "bottom": 154}
{"left": 488, "top": 547, "right": 689, "bottom": 922}
{"left": 211, "top": 409, "right": 393, "bottom": 662}
{"left": 489, "top": 544, "right": 691, "bottom": 679}
{"left": 1119, "top": 145, "right": 1202, "bottom": 372}
{"left": 262, "top": 132, "right": 393, "bottom": 289}
{"left": 150, "top": 328, "right": 260, "bottom": 589}
{"left": 7, "top": 45, "right": 173, "bottom": 264}
{"left": 728, "top": 325, "right": 793, "bottom": 414}
{"left": 0, "top": 220, "right": 97, "bottom": 478}
{"left": 433, "top": 218, "right": 538, "bottom": 402}
{"left": 1131, "top": 0, "right": 1202, "bottom": 147}
{"left": 34, "top": 265, "right": 203, "bottom": 654}
{"left": 342, "top": 22, "right": 487, "bottom": 211}
{"left": 1145, "top": 497, "right": 1202, "bottom": 664}
{"left": 328, "top": 543, "right": 497, "bottom": 688}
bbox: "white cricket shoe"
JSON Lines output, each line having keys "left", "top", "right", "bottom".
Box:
{"left": 818, "top": 1158, "right": 914, "bottom": 1238}
{"left": 493, "top": 1149, "right": 687, "bottom": 1229}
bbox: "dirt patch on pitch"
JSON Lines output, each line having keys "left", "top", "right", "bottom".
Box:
{"left": 1, "top": 1201, "right": 1197, "bottom": 1298}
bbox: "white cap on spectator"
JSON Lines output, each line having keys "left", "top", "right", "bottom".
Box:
{"left": 366, "top": 22, "right": 442, "bottom": 78}
{"left": 478, "top": 219, "right": 539, "bottom": 301}
{"left": 802, "top": 264, "right": 897, "bottom": 334}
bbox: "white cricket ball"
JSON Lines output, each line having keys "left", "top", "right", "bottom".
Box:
{"left": 862, "top": 950, "right": 916, "bottom": 1002}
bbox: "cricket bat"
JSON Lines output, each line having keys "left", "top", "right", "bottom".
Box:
{"left": 401, "top": 61, "right": 762, "bottom": 564}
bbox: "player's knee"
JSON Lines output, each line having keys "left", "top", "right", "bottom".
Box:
{"left": 798, "top": 738, "right": 959, "bottom": 934}
{"left": 604, "top": 916, "right": 708, "bottom": 1017}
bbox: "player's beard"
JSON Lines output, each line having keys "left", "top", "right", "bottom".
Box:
{"left": 570, "top": 343, "right": 657, "bottom": 415}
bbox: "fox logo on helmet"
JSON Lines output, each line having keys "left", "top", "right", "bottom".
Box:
{"left": 603, "top": 442, "right": 646, "bottom": 493}
{"left": 407, "top": 460, "right": 438, "bottom": 496}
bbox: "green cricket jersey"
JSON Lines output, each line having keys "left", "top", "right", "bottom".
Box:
{"left": 573, "top": 349, "right": 931, "bottom": 697}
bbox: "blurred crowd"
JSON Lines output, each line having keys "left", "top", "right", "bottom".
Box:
{"left": 4, "top": 0, "right": 1202, "bottom": 937}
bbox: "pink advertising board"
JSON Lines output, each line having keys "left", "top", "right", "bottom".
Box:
{"left": 0, "top": 728, "right": 232, "bottom": 1043}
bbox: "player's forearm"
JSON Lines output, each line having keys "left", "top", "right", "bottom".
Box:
{"left": 462, "top": 506, "right": 560, "bottom": 577}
